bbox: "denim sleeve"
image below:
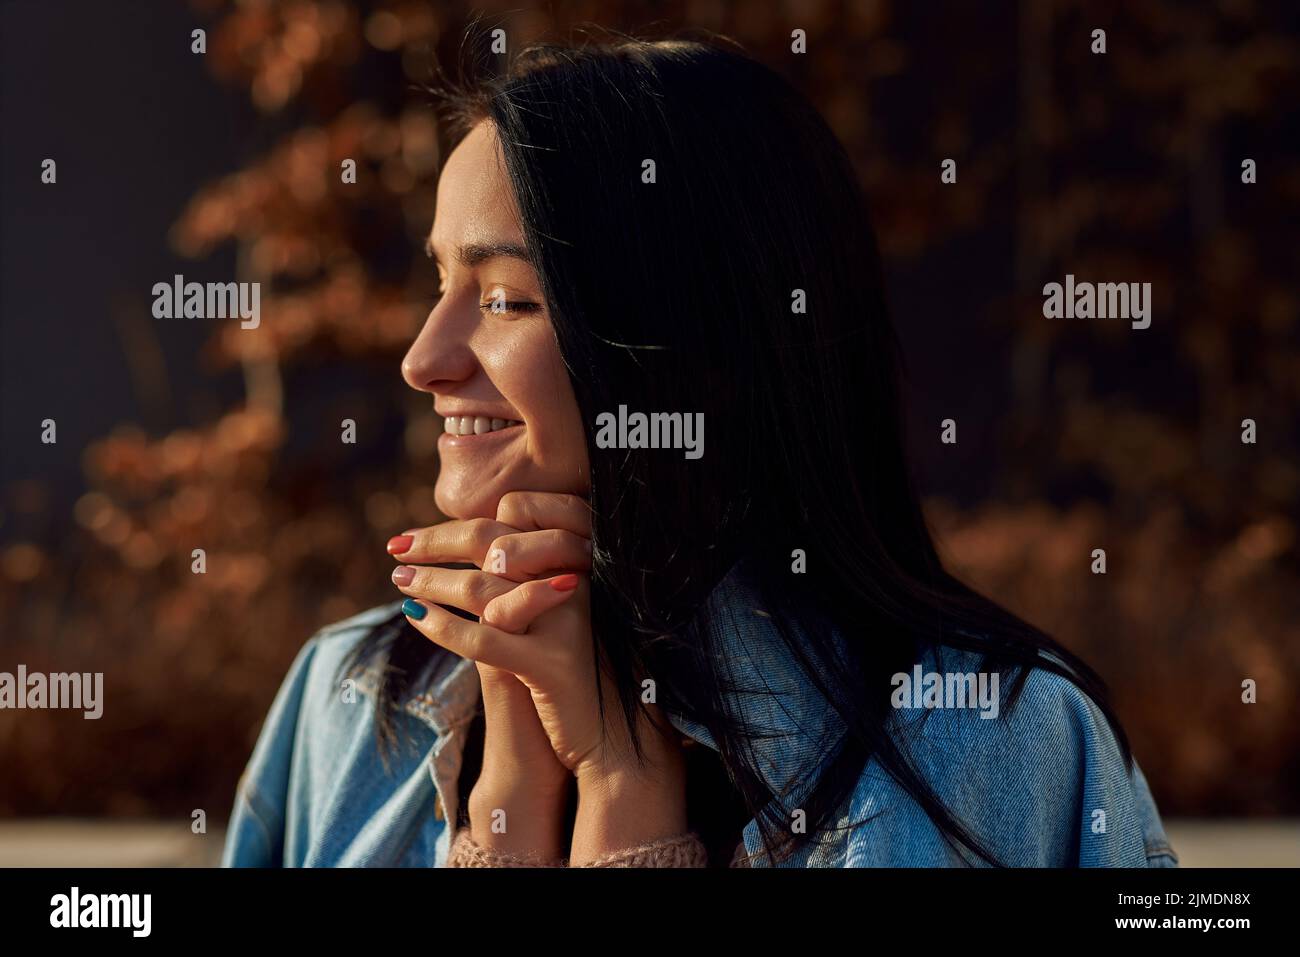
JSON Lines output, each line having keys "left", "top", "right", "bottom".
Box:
{"left": 221, "top": 636, "right": 321, "bottom": 867}
{"left": 841, "top": 659, "right": 1177, "bottom": 867}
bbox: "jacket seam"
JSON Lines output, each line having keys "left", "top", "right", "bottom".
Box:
{"left": 234, "top": 775, "right": 279, "bottom": 863}
{"left": 1144, "top": 843, "right": 1179, "bottom": 865}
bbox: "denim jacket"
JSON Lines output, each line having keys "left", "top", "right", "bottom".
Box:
{"left": 222, "top": 562, "right": 1178, "bottom": 868}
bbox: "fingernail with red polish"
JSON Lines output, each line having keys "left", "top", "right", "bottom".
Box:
{"left": 391, "top": 565, "right": 415, "bottom": 586}
{"left": 550, "top": 574, "right": 579, "bottom": 592}
{"left": 386, "top": 535, "right": 414, "bottom": 555}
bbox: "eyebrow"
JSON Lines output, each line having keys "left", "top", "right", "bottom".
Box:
{"left": 424, "top": 237, "right": 534, "bottom": 269}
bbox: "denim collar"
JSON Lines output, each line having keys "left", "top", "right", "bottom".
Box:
{"left": 350, "top": 610, "right": 480, "bottom": 738}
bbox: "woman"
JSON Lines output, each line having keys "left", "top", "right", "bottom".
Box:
{"left": 222, "top": 36, "right": 1177, "bottom": 868}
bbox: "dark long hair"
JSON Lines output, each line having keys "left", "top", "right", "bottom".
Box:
{"left": 343, "top": 31, "right": 1133, "bottom": 867}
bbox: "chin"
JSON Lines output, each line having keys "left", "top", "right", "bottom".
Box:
{"left": 434, "top": 478, "right": 505, "bottom": 522}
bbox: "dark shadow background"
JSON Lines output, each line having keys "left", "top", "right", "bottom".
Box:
{"left": 1, "top": 0, "right": 1297, "bottom": 824}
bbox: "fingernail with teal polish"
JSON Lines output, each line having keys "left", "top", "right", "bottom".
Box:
{"left": 402, "top": 598, "right": 427, "bottom": 621}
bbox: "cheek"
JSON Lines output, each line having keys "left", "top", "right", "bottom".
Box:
{"left": 488, "top": 327, "right": 585, "bottom": 454}
{"left": 433, "top": 324, "right": 589, "bottom": 515}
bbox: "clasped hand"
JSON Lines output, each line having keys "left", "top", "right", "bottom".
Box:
{"left": 388, "top": 491, "right": 688, "bottom": 864}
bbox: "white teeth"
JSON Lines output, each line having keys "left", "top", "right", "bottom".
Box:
{"left": 444, "top": 416, "right": 520, "bottom": 436}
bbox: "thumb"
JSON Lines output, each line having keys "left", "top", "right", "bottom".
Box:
{"left": 481, "top": 574, "right": 580, "bottom": 634}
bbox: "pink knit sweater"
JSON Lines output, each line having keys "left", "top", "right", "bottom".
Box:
{"left": 447, "top": 827, "right": 751, "bottom": 867}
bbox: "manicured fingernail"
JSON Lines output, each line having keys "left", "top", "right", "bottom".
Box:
{"left": 402, "top": 598, "right": 427, "bottom": 620}
{"left": 391, "top": 565, "right": 415, "bottom": 586}
{"left": 387, "top": 535, "right": 414, "bottom": 555}
{"left": 549, "top": 574, "right": 579, "bottom": 592}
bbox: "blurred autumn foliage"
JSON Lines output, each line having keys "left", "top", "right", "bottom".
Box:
{"left": 1, "top": 0, "right": 1297, "bottom": 820}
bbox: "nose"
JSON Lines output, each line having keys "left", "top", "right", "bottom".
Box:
{"left": 401, "top": 300, "right": 476, "bottom": 394}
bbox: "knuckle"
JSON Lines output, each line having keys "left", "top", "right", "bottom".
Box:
{"left": 496, "top": 594, "right": 526, "bottom": 623}
{"left": 486, "top": 534, "right": 515, "bottom": 563}
{"left": 468, "top": 518, "right": 499, "bottom": 555}
{"left": 464, "top": 573, "right": 496, "bottom": 609}
{"left": 458, "top": 574, "right": 481, "bottom": 608}
{"left": 466, "top": 628, "right": 493, "bottom": 662}
{"left": 495, "top": 491, "right": 526, "bottom": 523}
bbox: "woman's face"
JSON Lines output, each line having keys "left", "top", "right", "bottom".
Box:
{"left": 402, "top": 120, "right": 588, "bottom": 520}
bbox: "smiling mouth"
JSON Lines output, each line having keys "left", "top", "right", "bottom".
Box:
{"left": 443, "top": 416, "right": 523, "bottom": 437}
